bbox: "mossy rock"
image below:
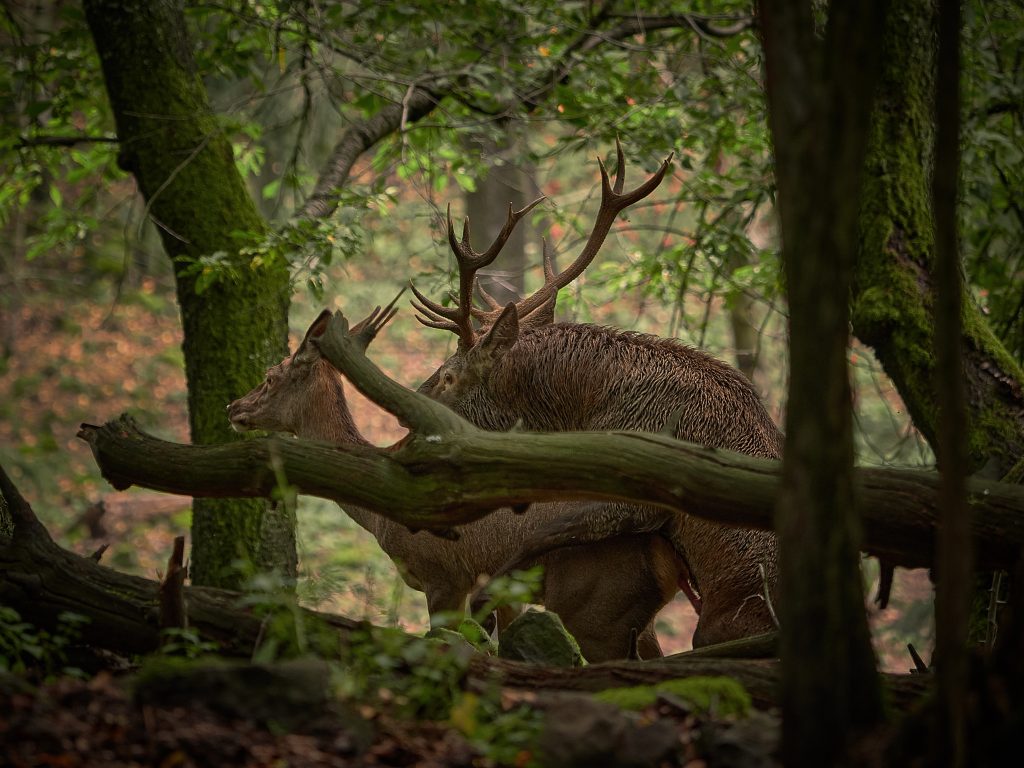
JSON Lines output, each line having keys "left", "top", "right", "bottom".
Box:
{"left": 594, "top": 676, "right": 751, "bottom": 718}
{"left": 497, "top": 609, "right": 585, "bottom": 667}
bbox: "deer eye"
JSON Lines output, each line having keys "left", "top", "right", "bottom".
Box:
{"left": 443, "top": 372, "right": 454, "bottom": 387}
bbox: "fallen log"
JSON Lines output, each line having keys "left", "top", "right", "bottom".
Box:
{"left": 1, "top": 463, "right": 930, "bottom": 711}
{"left": 73, "top": 309, "right": 1024, "bottom": 571}
{"left": 79, "top": 413, "right": 1024, "bottom": 571}
{"left": 0, "top": 463, "right": 362, "bottom": 657}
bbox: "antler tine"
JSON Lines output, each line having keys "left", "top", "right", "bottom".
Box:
{"left": 611, "top": 136, "right": 626, "bottom": 195}
{"left": 482, "top": 198, "right": 546, "bottom": 261}
{"left": 476, "top": 281, "right": 505, "bottom": 311}
{"left": 599, "top": 147, "right": 674, "bottom": 210}
{"left": 413, "top": 314, "right": 463, "bottom": 334}
{"left": 409, "top": 282, "right": 463, "bottom": 322}
{"left": 540, "top": 238, "right": 557, "bottom": 282}
{"left": 512, "top": 145, "right": 674, "bottom": 323}
{"left": 419, "top": 196, "right": 546, "bottom": 349}
{"left": 348, "top": 287, "right": 405, "bottom": 352}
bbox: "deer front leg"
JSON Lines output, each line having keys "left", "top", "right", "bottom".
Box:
{"left": 425, "top": 585, "right": 469, "bottom": 629}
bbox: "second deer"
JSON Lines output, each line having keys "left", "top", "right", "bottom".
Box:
{"left": 412, "top": 141, "right": 781, "bottom": 648}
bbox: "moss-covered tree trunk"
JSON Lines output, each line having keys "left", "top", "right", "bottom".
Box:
{"left": 83, "top": 0, "right": 294, "bottom": 588}
{"left": 760, "top": 0, "right": 888, "bottom": 764}
{"left": 853, "top": 0, "right": 1024, "bottom": 479}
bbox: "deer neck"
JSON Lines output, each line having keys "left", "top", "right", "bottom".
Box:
{"left": 295, "top": 367, "right": 370, "bottom": 447}
{"left": 293, "top": 367, "right": 390, "bottom": 540}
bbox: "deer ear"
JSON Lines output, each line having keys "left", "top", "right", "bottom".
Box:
{"left": 296, "top": 310, "right": 333, "bottom": 357}
{"left": 478, "top": 303, "right": 519, "bottom": 356}
{"left": 519, "top": 293, "right": 556, "bottom": 330}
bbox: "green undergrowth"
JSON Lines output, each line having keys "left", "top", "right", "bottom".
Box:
{"left": 0, "top": 606, "right": 90, "bottom": 681}
{"left": 338, "top": 623, "right": 543, "bottom": 765}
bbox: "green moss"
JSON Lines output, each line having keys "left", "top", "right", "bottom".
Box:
{"left": 852, "top": 0, "right": 1024, "bottom": 475}
{"left": 497, "top": 609, "right": 585, "bottom": 667}
{"left": 594, "top": 676, "right": 751, "bottom": 718}
{"left": 457, "top": 618, "right": 499, "bottom": 654}
{"left": 421, "top": 618, "right": 496, "bottom": 652}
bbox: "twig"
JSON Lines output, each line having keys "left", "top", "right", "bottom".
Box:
{"left": 759, "top": 562, "right": 780, "bottom": 628}
{"left": 158, "top": 535, "right": 188, "bottom": 635}
{"left": 907, "top": 643, "right": 930, "bottom": 674}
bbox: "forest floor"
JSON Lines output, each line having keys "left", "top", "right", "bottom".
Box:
{"left": 1, "top": 670, "right": 502, "bottom": 768}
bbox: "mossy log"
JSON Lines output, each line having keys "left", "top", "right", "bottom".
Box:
{"left": 78, "top": 411, "right": 1024, "bottom": 571}
{"left": 2, "top": 463, "right": 930, "bottom": 714}
{"left": 0, "top": 464, "right": 360, "bottom": 658}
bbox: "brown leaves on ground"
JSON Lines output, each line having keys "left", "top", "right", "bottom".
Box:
{"left": 0, "top": 673, "right": 479, "bottom": 768}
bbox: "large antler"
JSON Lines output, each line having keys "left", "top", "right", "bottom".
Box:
{"left": 411, "top": 198, "right": 545, "bottom": 348}
{"left": 503, "top": 139, "right": 672, "bottom": 329}
{"left": 414, "top": 139, "right": 672, "bottom": 348}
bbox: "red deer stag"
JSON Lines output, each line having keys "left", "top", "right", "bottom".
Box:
{"left": 412, "top": 141, "right": 781, "bottom": 648}
{"left": 228, "top": 298, "right": 681, "bottom": 661}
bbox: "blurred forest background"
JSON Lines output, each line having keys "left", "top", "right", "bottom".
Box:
{"left": 2, "top": 0, "right": 1020, "bottom": 667}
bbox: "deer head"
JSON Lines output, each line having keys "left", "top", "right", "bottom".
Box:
{"left": 227, "top": 300, "right": 399, "bottom": 443}
{"left": 414, "top": 140, "right": 672, "bottom": 422}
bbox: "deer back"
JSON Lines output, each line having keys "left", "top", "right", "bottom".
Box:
{"left": 424, "top": 319, "right": 782, "bottom": 456}
{"left": 421, "top": 315, "right": 781, "bottom": 646}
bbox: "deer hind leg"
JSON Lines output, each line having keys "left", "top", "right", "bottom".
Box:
{"left": 681, "top": 518, "right": 779, "bottom": 648}
{"left": 540, "top": 534, "right": 679, "bottom": 663}
{"left": 636, "top": 622, "right": 663, "bottom": 660}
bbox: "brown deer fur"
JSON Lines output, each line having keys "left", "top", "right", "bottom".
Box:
{"left": 422, "top": 305, "right": 781, "bottom": 648}
{"left": 228, "top": 310, "right": 683, "bottom": 661}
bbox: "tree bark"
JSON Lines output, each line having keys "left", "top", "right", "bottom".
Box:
{"left": 76, "top": 408, "right": 1024, "bottom": 573}
{"left": 82, "top": 0, "right": 294, "bottom": 588}
{"left": 932, "top": 0, "right": 970, "bottom": 764}
{"left": 853, "top": 0, "right": 1024, "bottom": 479}
{"left": 760, "top": 0, "right": 889, "bottom": 763}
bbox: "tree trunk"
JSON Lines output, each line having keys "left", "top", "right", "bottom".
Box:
{"left": 853, "top": 0, "right": 1024, "bottom": 479}
{"left": 760, "top": 0, "right": 889, "bottom": 764}
{"left": 932, "top": 0, "right": 970, "bottom": 763}
{"left": 725, "top": 250, "right": 762, "bottom": 383}
{"left": 82, "top": 0, "right": 294, "bottom": 588}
